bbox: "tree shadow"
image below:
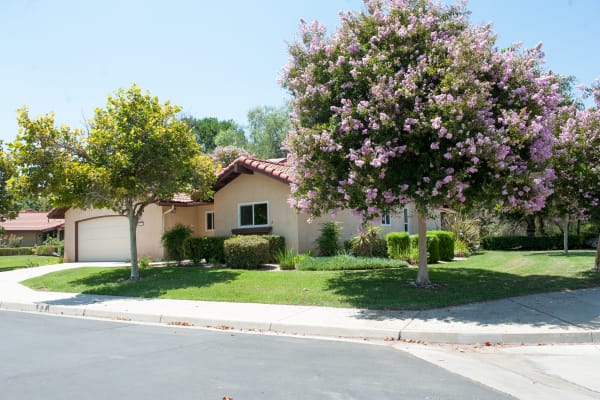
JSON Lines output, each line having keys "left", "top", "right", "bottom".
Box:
{"left": 62, "top": 266, "right": 241, "bottom": 299}
{"left": 325, "top": 266, "right": 600, "bottom": 327}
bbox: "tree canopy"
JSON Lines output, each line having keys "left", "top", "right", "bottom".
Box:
{"left": 181, "top": 115, "right": 243, "bottom": 152}
{"left": 281, "top": 0, "right": 562, "bottom": 285}
{"left": 11, "top": 84, "right": 216, "bottom": 279}
{"left": 247, "top": 105, "right": 291, "bottom": 159}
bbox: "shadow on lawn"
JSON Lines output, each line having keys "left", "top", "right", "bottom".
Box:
{"left": 71, "top": 266, "right": 241, "bottom": 299}
{"left": 325, "top": 266, "right": 600, "bottom": 326}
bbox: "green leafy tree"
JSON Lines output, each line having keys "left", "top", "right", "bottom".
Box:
{"left": 181, "top": 115, "right": 243, "bottom": 152}
{"left": 214, "top": 127, "right": 249, "bottom": 148}
{"left": 11, "top": 84, "right": 217, "bottom": 280}
{"left": 0, "top": 145, "right": 16, "bottom": 221}
{"left": 247, "top": 105, "right": 290, "bottom": 159}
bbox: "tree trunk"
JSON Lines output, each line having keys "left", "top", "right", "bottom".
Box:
{"left": 128, "top": 212, "right": 139, "bottom": 281}
{"left": 537, "top": 215, "right": 546, "bottom": 236}
{"left": 525, "top": 216, "right": 535, "bottom": 237}
{"left": 595, "top": 234, "right": 600, "bottom": 272}
{"left": 415, "top": 210, "right": 430, "bottom": 287}
{"left": 563, "top": 215, "right": 569, "bottom": 256}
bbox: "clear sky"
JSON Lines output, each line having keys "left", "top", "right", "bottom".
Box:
{"left": 1, "top": 0, "right": 598, "bottom": 143}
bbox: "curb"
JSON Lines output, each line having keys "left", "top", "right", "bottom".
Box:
{"left": 2, "top": 300, "right": 599, "bottom": 344}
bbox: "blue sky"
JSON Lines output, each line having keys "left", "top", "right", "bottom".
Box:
{"left": 1, "top": 0, "right": 598, "bottom": 143}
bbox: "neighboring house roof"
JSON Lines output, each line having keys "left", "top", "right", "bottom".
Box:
{"left": 215, "top": 156, "right": 293, "bottom": 191}
{"left": 0, "top": 209, "right": 65, "bottom": 232}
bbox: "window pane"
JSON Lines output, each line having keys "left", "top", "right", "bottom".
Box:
{"left": 253, "top": 203, "right": 268, "bottom": 225}
{"left": 206, "top": 212, "right": 214, "bottom": 230}
{"left": 240, "top": 205, "right": 253, "bottom": 226}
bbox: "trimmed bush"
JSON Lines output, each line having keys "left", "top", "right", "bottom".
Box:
{"left": 297, "top": 255, "right": 407, "bottom": 271}
{"left": 183, "top": 236, "right": 231, "bottom": 265}
{"left": 386, "top": 232, "right": 410, "bottom": 259}
{"left": 0, "top": 247, "right": 35, "bottom": 256}
{"left": 34, "top": 245, "right": 56, "bottom": 256}
{"left": 262, "top": 235, "right": 286, "bottom": 262}
{"left": 316, "top": 222, "right": 341, "bottom": 256}
{"left": 481, "top": 235, "right": 588, "bottom": 251}
{"left": 428, "top": 230, "right": 455, "bottom": 261}
{"left": 410, "top": 234, "right": 440, "bottom": 263}
{"left": 161, "top": 224, "right": 193, "bottom": 264}
{"left": 224, "top": 235, "right": 270, "bottom": 268}
{"left": 183, "top": 237, "right": 210, "bottom": 265}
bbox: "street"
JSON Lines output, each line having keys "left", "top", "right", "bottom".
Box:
{"left": 0, "top": 310, "right": 511, "bottom": 400}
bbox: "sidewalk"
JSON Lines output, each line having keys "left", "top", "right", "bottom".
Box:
{"left": 1, "top": 262, "right": 599, "bottom": 344}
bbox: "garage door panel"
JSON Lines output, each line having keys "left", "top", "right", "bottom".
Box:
{"left": 78, "top": 217, "right": 131, "bottom": 262}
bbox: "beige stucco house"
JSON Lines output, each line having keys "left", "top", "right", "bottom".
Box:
{"left": 53, "top": 157, "right": 440, "bottom": 262}
{"left": 0, "top": 210, "right": 64, "bottom": 247}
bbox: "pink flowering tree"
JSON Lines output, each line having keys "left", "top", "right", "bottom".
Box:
{"left": 281, "top": 0, "right": 561, "bottom": 286}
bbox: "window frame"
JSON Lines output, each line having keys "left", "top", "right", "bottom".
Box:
{"left": 237, "top": 201, "right": 270, "bottom": 228}
{"left": 403, "top": 207, "right": 409, "bottom": 232}
{"left": 205, "top": 211, "right": 215, "bottom": 232}
{"left": 381, "top": 213, "right": 391, "bottom": 226}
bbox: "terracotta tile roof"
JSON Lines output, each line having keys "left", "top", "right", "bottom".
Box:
{"left": 158, "top": 193, "right": 213, "bottom": 207}
{"left": 0, "top": 210, "right": 64, "bottom": 232}
{"left": 215, "top": 157, "right": 293, "bottom": 191}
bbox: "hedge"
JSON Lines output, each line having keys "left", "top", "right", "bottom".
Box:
{"left": 410, "top": 234, "right": 440, "bottom": 263}
{"left": 224, "top": 235, "right": 270, "bottom": 268}
{"left": 182, "top": 236, "right": 231, "bottom": 264}
{"left": 386, "top": 232, "right": 410, "bottom": 259}
{"left": 297, "top": 255, "right": 407, "bottom": 271}
{"left": 428, "top": 230, "right": 455, "bottom": 261}
{"left": 0, "top": 247, "right": 35, "bottom": 256}
{"left": 261, "top": 235, "right": 286, "bottom": 262}
{"left": 481, "top": 235, "right": 589, "bottom": 251}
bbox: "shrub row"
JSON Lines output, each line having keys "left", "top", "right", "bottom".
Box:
{"left": 386, "top": 232, "right": 410, "bottom": 259}
{"left": 182, "top": 234, "right": 285, "bottom": 267}
{"left": 224, "top": 235, "right": 270, "bottom": 269}
{"left": 481, "top": 235, "right": 590, "bottom": 251}
{"left": 428, "top": 230, "right": 455, "bottom": 261}
{"left": 0, "top": 247, "right": 35, "bottom": 256}
{"left": 297, "top": 254, "right": 407, "bottom": 271}
{"left": 410, "top": 234, "right": 440, "bottom": 263}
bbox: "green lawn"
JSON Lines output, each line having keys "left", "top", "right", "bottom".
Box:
{"left": 21, "top": 250, "right": 600, "bottom": 310}
{"left": 0, "top": 255, "right": 63, "bottom": 272}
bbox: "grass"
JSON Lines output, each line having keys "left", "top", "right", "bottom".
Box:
{"left": 21, "top": 250, "right": 600, "bottom": 310}
{"left": 297, "top": 254, "right": 407, "bottom": 270}
{"left": 0, "top": 255, "right": 62, "bottom": 272}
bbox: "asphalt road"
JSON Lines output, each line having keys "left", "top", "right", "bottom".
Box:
{"left": 0, "top": 311, "right": 512, "bottom": 400}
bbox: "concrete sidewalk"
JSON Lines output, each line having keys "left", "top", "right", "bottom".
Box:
{"left": 1, "top": 262, "right": 599, "bottom": 344}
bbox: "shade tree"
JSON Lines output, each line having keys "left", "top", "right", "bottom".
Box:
{"left": 281, "top": 0, "right": 562, "bottom": 285}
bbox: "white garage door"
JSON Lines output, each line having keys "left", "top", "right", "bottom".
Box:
{"left": 78, "top": 217, "right": 131, "bottom": 262}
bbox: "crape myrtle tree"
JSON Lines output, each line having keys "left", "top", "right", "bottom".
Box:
{"left": 281, "top": 0, "right": 561, "bottom": 286}
{"left": 11, "top": 85, "right": 216, "bottom": 280}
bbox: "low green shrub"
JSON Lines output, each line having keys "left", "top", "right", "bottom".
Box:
{"left": 481, "top": 235, "right": 589, "bottom": 251}
{"left": 224, "top": 235, "right": 270, "bottom": 268}
{"left": 386, "top": 232, "right": 410, "bottom": 259}
{"left": 276, "top": 248, "right": 298, "bottom": 270}
{"left": 34, "top": 245, "right": 56, "bottom": 256}
{"left": 262, "top": 235, "right": 286, "bottom": 262}
{"left": 297, "top": 255, "right": 407, "bottom": 271}
{"left": 183, "top": 236, "right": 231, "bottom": 265}
{"left": 428, "top": 230, "right": 454, "bottom": 261}
{"left": 409, "top": 234, "right": 440, "bottom": 263}
{"left": 161, "top": 224, "right": 193, "bottom": 264}
{"left": 316, "top": 222, "right": 342, "bottom": 256}
{"left": 138, "top": 257, "right": 150, "bottom": 268}
{"left": 0, "top": 247, "right": 35, "bottom": 256}
{"left": 454, "top": 239, "right": 471, "bottom": 258}
{"left": 349, "top": 225, "right": 387, "bottom": 258}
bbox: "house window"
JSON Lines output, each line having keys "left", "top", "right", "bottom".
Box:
{"left": 205, "top": 211, "right": 215, "bottom": 231}
{"left": 238, "top": 202, "right": 269, "bottom": 227}
{"left": 381, "top": 213, "right": 391, "bottom": 226}
{"left": 403, "top": 207, "right": 409, "bottom": 232}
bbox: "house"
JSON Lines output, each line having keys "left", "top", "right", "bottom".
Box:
{"left": 53, "top": 157, "right": 441, "bottom": 262}
{"left": 0, "top": 209, "right": 65, "bottom": 247}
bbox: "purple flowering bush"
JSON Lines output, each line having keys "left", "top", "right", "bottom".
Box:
{"left": 281, "top": 0, "right": 562, "bottom": 285}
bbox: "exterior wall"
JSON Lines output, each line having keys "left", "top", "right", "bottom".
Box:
{"left": 5, "top": 231, "right": 40, "bottom": 247}
{"left": 296, "top": 209, "right": 412, "bottom": 254}
{"left": 63, "top": 205, "right": 165, "bottom": 262}
{"left": 162, "top": 204, "right": 216, "bottom": 238}
{"left": 213, "top": 173, "right": 300, "bottom": 251}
